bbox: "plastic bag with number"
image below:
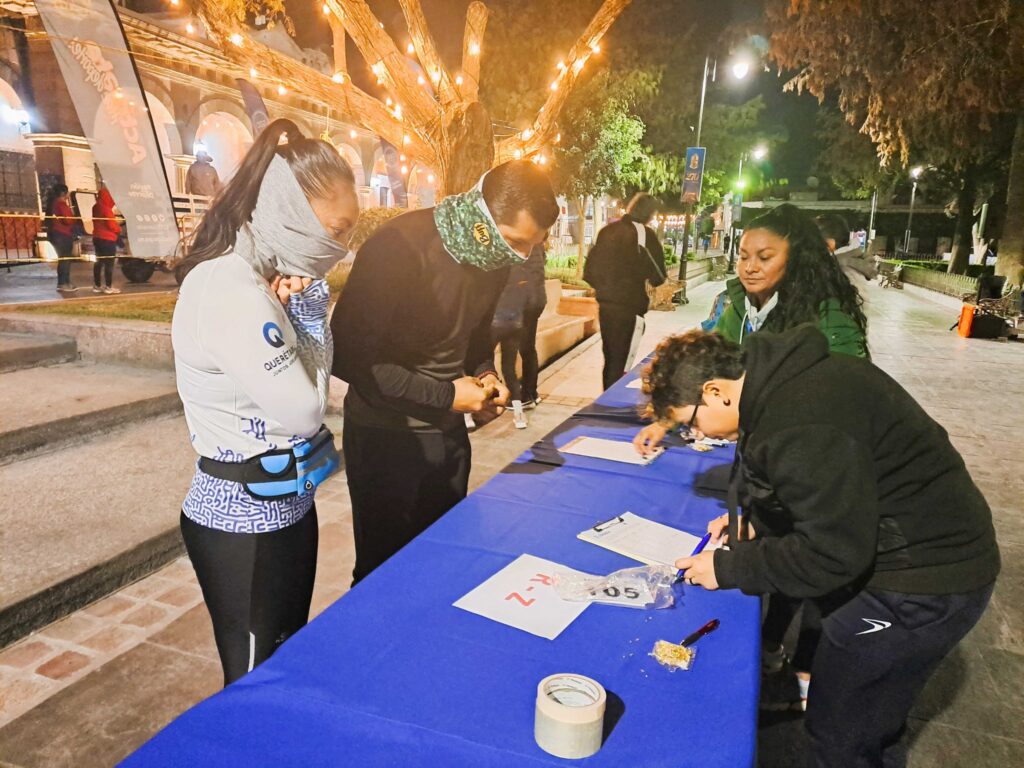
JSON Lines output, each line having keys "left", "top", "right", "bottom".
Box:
{"left": 553, "top": 565, "right": 676, "bottom": 609}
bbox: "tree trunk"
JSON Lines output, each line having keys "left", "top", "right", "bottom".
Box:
{"left": 441, "top": 102, "right": 495, "bottom": 196}
{"left": 947, "top": 165, "right": 977, "bottom": 275}
{"left": 996, "top": 112, "right": 1024, "bottom": 286}
{"left": 575, "top": 196, "right": 587, "bottom": 278}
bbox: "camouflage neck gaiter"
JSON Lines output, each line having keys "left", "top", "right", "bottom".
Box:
{"left": 433, "top": 181, "right": 526, "bottom": 272}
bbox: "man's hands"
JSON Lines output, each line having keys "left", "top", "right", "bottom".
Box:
{"left": 270, "top": 274, "right": 312, "bottom": 306}
{"left": 634, "top": 422, "right": 670, "bottom": 456}
{"left": 706, "top": 513, "right": 757, "bottom": 547}
{"left": 451, "top": 373, "right": 510, "bottom": 416}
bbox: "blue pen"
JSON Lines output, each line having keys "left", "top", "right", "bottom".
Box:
{"left": 675, "top": 532, "right": 713, "bottom": 582}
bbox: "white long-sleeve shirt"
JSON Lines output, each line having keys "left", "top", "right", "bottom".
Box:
{"left": 172, "top": 252, "right": 332, "bottom": 532}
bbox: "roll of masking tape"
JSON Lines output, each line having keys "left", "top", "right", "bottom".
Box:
{"left": 534, "top": 673, "right": 607, "bottom": 760}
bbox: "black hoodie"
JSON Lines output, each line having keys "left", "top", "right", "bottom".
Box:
{"left": 714, "top": 326, "right": 999, "bottom": 599}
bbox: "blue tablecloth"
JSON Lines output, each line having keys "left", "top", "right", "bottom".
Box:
{"left": 123, "top": 371, "right": 760, "bottom": 767}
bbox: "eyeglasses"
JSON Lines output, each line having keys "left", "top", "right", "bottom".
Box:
{"left": 684, "top": 401, "right": 701, "bottom": 436}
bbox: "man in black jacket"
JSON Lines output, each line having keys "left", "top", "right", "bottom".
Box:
{"left": 331, "top": 161, "right": 558, "bottom": 584}
{"left": 652, "top": 326, "right": 999, "bottom": 767}
{"left": 584, "top": 192, "right": 667, "bottom": 390}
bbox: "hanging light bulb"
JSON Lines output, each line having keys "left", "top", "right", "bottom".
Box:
{"left": 185, "top": 21, "right": 195, "bottom": 34}
{"left": 229, "top": 33, "right": 243, "bottom": 46}
{"left": 469, "top": 42, "right": 480, "bottom": 56}
{"left": 573, "top": 59, "right": 585, "bottom": 73}
{"left": 550, "top": 81, "right": 558, "bottom": 91}
{"left": 349, "top": 129, "right": 358, "bottom": 139}
{"left": 513, "top": 149, "right": 523, "bottom": 160}
{"left": 591, "top": 42, "right": 601, "bottom": 54}
{"left": 403, "top": 134, "right": 411, "bottom": 145}
{"left": 170, "top": 0, "right": 180, "bottom": 6}
{"left": 406, "top": 42, "right": 415, "bottom": 55}
{"left": 322, "top": 3, "right": 330, "bottom": 15}
{"left": 522, "top": 128, "right": 533, "bottom": 140}
{"left": 385, "top": 96, "right": 393, "bottom": 106}
{"left": 455, "top": 74, "right": 464, "bottom": 86}
{"left": 556, "top": 60, "right": 566, "bottom": 71}
{"left": 332, "top": 71, "right": 344, "bottom": 84}
{"left": 555, "top": 133, "right": 561, "bottom": 144}
{"left": 277, "top": 84, "right": 287, "bottom": 96}
{"left": 417, "top": 74, "right": 426, "bottom": 85}
{"left": 249, "top": 67, "right": 258, "bottom": 79}
{"left": 394, "top": 104, "right": 403, "bottom": 120}
{"left": 427, "top": 174, "right": 435, "bottom": 184}
{"left": 399, "top": 153, "right": 406, "bottom": 162}
{"left": 401, "top": 164, "right": 408, "bottom": 175}
{"left": 431, "top": 69, "right": 441, "bottom": 83}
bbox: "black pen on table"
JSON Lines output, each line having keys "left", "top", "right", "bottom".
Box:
{"left": 675, "top": 532, "right": 712, "bottom": 583}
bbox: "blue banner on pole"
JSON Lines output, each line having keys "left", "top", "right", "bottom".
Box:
{"left": 680, "top": 147, "right": 706, "bottom": 205}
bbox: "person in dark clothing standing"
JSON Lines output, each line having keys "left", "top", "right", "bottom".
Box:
{"left": 331, "top": 160, "right": 558, "bottom": 584}
{"left": 650, "top": 326, "right": 999, "bottom": 768}
{"left": 584, "top": 192, "right": 666, "bottom": 390}
{"left": 91, "top": 186, "right": 122, "bottom": 294}
{"left": 492, "top": 243, "right": 548, "bottom": 428}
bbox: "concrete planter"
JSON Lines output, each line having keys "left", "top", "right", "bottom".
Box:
{"left": 0, "top": 312, "right": 174, "bottom": 370}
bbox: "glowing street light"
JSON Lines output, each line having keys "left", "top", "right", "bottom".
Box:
{"left": 731, "top": 58, "right": 751, "bottom": 80}
{"left": 904, "top": 166, "right": 926, "bottom": 252}
{"left": 752, "top": 145, "right": 768, "bottom": 161}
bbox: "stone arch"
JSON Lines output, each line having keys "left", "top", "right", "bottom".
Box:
{"left": 0, "top": 77, "right": 33, "bottom": 153}
{"left": 407, "top": 164, "right": 438, "bottom": 209}
{"left": 323, "top": 138, "right": 362, "bottom": 186}
{"left": 194, "top": 109, "right": 253, "bottom": 182}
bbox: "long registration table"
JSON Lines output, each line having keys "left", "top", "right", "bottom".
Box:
{"left": 124, "top": 366, "right": 760, "bottom": 767}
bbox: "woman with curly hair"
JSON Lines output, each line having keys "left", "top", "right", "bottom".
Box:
{"left": 644, "top": 327, "right": 998, "bottom": 767}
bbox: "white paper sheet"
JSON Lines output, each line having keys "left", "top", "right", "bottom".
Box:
{"left": 453, "top": 554, "right": 590, "bottom": 640}
{"left": 625, "top": 378, "right": 643, "bottom": 389}
{"left": 560, "top": 436, "right": 663, "bottom": 465}
{"left": 577, "top": 512, "right": 721, "bottom": 567}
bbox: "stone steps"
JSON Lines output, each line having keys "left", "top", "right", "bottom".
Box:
{"left": 0, "top": 361, "right": 181, "bottom": 465}
{"left": 0, "top": 331, "right": 78, "bottom": 373}
{"left": 0, "top": 414, "right": 195, "bottom": 648}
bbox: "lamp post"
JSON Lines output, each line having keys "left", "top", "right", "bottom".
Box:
{"left": 727, "top": 145, "right": 767, "bottom": 273}
{"left": 680, "top": 55, "right": 749, "bottom": 280}
{"left": 903, "top": 165, "right": 924, "bottom": 254}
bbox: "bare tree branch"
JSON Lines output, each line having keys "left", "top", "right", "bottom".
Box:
{"left": 397, "top": 0, "right": 458, "bottom": 108}
{"left": 459, "top": 1, "right": 488, "bottom": 103}
{"left": 495, "top": 0, "right": 634, "bottom": 159}
{"left": 326, "top": 0, "right": 439, "bottom": 130}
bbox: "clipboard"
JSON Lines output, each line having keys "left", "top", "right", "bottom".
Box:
{"left": 577, "top": 512, "right": 719, "bottom": 566}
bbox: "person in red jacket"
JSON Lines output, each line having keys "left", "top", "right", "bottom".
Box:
{"left": 46, "top": 184, "right": 77, "bottom": 292}
{"left": 91, "top": 186, "right": 122, "bottom": 294}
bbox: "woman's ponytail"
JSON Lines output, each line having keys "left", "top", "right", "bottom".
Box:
{"left": 179, "top": 119, "right": 301, "bottom": 274}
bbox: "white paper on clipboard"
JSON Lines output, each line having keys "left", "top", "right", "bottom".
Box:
{"left": 577, "top": 512, "right": 720, "bottom": 567}
{"left": 560, "top": 436, "right": 664, "bottom": 465}
{"left": 625, "top": 378, "right": 643, "bottom": 390}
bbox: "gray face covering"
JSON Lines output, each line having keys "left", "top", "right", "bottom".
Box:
{"left": 233, "top": 154, "right": 348, "bottom": 280}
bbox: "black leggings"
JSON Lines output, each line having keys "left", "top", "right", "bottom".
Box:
{"left": 180, "top": 509, "right": 318, "bottom": 686}
{"left": 495, "top": 306, "right": 543, "bottom": 402}
{"left": 93, "top": 239, "right": 116, "bottom": 287}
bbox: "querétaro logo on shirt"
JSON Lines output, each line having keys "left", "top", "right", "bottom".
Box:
{"left": 263, "top": 322, "right": 285, "bottom": 348}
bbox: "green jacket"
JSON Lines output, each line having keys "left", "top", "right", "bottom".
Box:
{"left": 713, "top": 278, "right": 868, "bottom": 358}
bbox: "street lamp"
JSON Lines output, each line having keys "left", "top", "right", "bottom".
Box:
{"left": 680, "top": 54, "right": 751, "bottom": 281}
{"left": 727, "top": 146, "right": 768, "bottom": 272}
{"left": 903, "top": 165, "right": 924, "bottom": 254}
{"left": 731, "top": 58, "right": 752, "bottom": 80}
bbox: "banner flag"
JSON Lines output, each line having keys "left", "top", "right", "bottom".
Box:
{"left": 36, "top": 0, "right": 179, "bottom": 259}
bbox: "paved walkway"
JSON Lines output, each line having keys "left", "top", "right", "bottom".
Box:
{"left": 0, "top": 263, "right": 177, "bottom": 306}
{"left": 0, "top": 279, "right": 1021, "bottom": 767}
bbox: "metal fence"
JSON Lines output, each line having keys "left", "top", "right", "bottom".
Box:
{"left": 891, "top": 262, "right": 979, "bottom": 297}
